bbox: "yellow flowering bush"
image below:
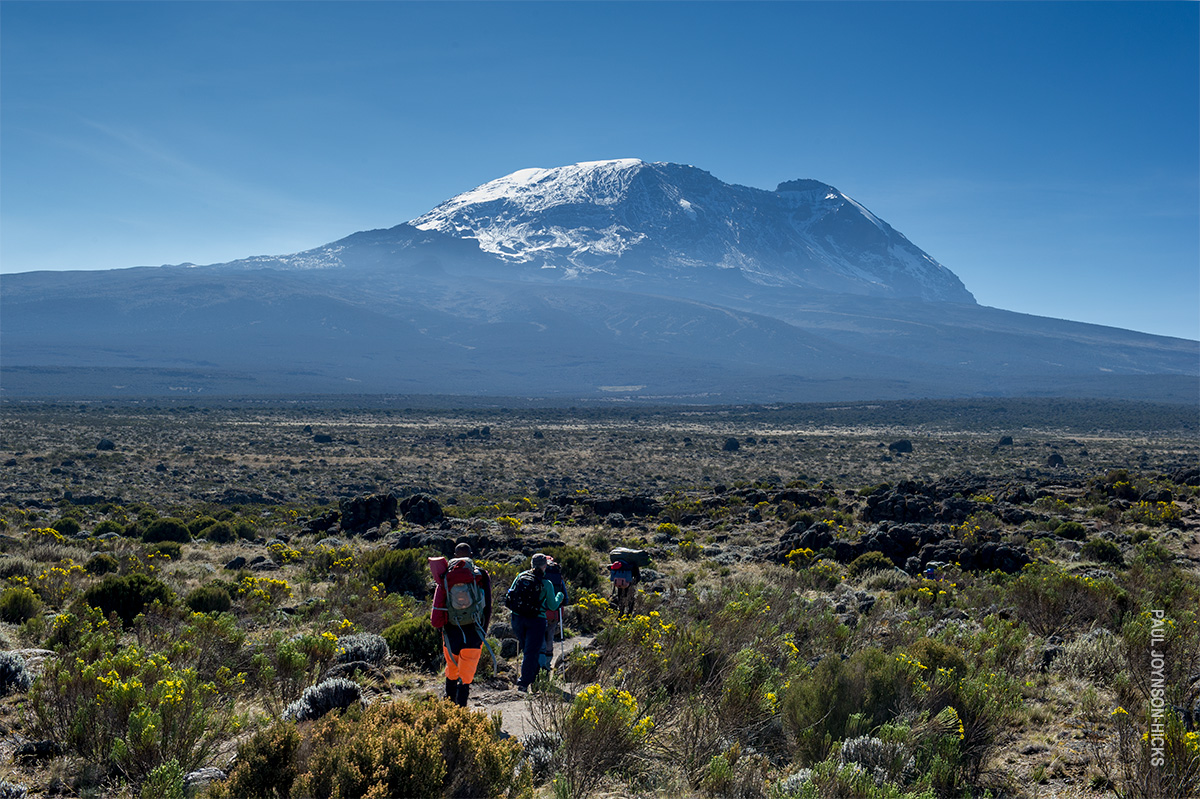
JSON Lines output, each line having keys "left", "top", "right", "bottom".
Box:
{"left": 29, "top": 643, "right": 240, "bottom": 784}
{"left": 545, "top": 684, "right": 653, "bottom": 799}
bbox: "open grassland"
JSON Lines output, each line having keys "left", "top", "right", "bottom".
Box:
{"left": 0, "top": 398, "right": 1196, "bottom": 799}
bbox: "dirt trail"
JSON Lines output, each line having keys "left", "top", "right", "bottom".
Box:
{"left": 415, "top": 634, "right": 596, "bottom": 739}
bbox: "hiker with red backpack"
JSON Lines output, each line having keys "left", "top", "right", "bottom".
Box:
{"left": 505, "top": 552, "right": 564, "bottom": 692}
{"left": 430, "top": 542, "right": 494, "bottom": 707}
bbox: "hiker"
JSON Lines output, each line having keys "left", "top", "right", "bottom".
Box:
{"left": 505, "top": 552, "right": 564, "bottom": 692}
{"left": 430, "top": 542, "right": 493, "bottom": 707}
{"left": 608, "top": 547, "right": 648, "bottom": 615}
{"left": 539, "top": 556, "right": 569, "bottom": 674}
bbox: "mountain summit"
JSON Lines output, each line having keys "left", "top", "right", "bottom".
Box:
{"left": 410, "top": 159, "right": 975, "bottom": 303}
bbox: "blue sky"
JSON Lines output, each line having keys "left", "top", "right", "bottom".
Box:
{"left": 2, "top": 1, "right": 1197, "bottom": 340}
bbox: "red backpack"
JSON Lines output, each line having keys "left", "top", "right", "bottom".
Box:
{"left": 442, "top": 557, "right": 486, "bottom": 628}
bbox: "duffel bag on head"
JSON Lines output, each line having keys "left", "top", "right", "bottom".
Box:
{"left": 609, "top": 547, "right": 650, "bottom": 568}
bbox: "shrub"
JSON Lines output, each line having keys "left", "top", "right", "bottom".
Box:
{"left": 51, "top": 518, "right": 81, "bottom": 537}
{"left": 780, "top": 647, "right": 913, "bottom": 765}
{"left": 185, "top": 584, "right": 232, "bottom": 615}
{"left": 1055, "top": 521, "right": 1088, "bottom": 540}
{"left": 84, "top": 553, "right": 120, "bottom": 575}
{"left": 282, "top": 676, "right": 362, "bottom": 722}
{"left": 200, "top": 521, "right": 237, "bottom": 544}
{"left": 146, "top": 541, "right": 182, "bottom": 561}
{"left": 0, "top": 556, "right": 36, "bottom": 581}
{"left": 28, "top": 643, "right": 238, "bottom": 784}
{"left": 140, "top": 759, "right": 184, "bottom": 799}
{"left": 544, "top": 544, "right": 601, "bottom": 594}
{"left": 83, "top": 573, "right": 174, "bottom": 626}
{"left": 188, "top": 516, "right": 219, "bottom": 536}
{"left": 335, "top": 632, "right": 389, "bottom": 665}
{"left": 1004, "top": 564, "right": 1126, "bottom": 637}
{"left": 215, "top": 723, "right": 301, "bottom": 799}
{"left": 93, "top": 519, "right": 124, "bottom": 536}
{"left": 846, "top": 551, "right": 894, "bottom": 579}
{"left": 531, "top": 683, "right": 652, "bottom": 799}
{"left": 295, "top": 698, "right": 531, "bottom": 799}
{"left": 366, "top": 548, "right": 428, "bottom": 597}
{"left": 0, "top": 586, "right": 41, "bottom": 624}
{"left": 0, "top": 651, "right": 31, "bottom": 695}
{"left": 142, "top": 517, "right": 191, "bottom": 544}
{"left": 1081, "top": 537, "right": 1124, "bottom": 566}
{"left": 382, "top": 617, "right": 441, "bottom": 672}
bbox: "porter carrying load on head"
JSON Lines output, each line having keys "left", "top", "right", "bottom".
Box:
{"left": 608, "top": 547, "right": 647, "bottom": 615}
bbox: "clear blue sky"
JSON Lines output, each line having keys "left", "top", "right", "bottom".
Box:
{"left": 2, "top": 1, "right": 1197, "bottom": 340}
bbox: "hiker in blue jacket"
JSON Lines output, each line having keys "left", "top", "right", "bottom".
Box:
{"left": 505, "top": 552, "right": 564, "bottom": 692}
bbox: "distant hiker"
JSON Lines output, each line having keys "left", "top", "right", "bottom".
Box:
{"left": 539, "top": 556, "right": 569, "bottom": 673}
{"left": 430, "top": 542, "right": 494, "bottom": 707}
{"left": 608, "top": 547, "right": 649, "bottom": 615}
{"left": 505, "top": 552, "right": 564, "bottom": 692}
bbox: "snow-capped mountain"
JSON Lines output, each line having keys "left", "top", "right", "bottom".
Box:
{"left": 2, "top": 159, "right": 1196, "bottom": 402}
{"left": 410, "top": 159, "right": 975, "bottom": 303}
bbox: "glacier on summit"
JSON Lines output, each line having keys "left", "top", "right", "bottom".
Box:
{"left": 411, "top": 159, "right": 975, "bottom": 303}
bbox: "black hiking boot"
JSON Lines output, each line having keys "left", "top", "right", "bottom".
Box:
{"left": 456, "top": 682, "right": 470, "bottom": 707}
{"left": 445, "top": 678, "right": 459, "bottom": 701}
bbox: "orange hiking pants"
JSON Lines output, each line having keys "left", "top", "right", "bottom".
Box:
{"left": 443, "top": 646, "right": 482, "bottom": 684}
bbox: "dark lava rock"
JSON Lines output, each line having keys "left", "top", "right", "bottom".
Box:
{"left": 96, "top": 438, "right": 116, "bottom": 451}
{"left": 224, "top": 556, "right": 247, "bottom": 570}
{"left": 341, "top": 493, "right": 400, "bottom": 533}
{"left": 14, "top": 740, "right": 62, "bottom": 762}
{"left": 887, "top": 439, "right": 913, "bottom": 454}
{"left": 398, "top": 493, "right": 442, "bottom": 526}
{"left": 1046, "top": 452, "right": 1066, "bottom": 468}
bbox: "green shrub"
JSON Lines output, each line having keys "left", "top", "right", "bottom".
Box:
{"left": 142, "top": 517, "right": 191, "bottom": 544}
{"left": 216, "top": 723, "right": 301, "bottom": 799}
{"left": 0, "top": 586, "right": 41, "bottom": 623}
{"left": 51, "top": 518, "right": 81, "bottom": 537}
{"left": 201, "top": 521, "right": 237, "bottom": 544}
{"left": 29, "top": 643, "right": 237, "bottom": 785}
{"left": 84, "top": 553, "right": 120, "bottom": 575}
{"left": 83, "top": 573, "right": 174, "bottom": 626}
{"left": 140, "top": 759, "right": 184, "bottom": 799}
{"left": 846, "top": 550, "right": 894, "bottom": 579}
{"left": 93, "top": 519, "right": 124, "bottom": 536}
{"left": 382, "top": 616, "right": 441, "bottom": 672}
{"left": 188, "top": 516, "right": 220, "bottom": 536}
{"left": 295, "top": 698, "right": 531, "bottom": 799}
{"left": 908, "top": 637, "right": 969, "bottom": 679}
{"left": 366, "top": 549, "right": 428, "bottom": 597}
{"left": 185, "top": 584, "right": 232, "bottom": 615}
{"left": 1081, "top": 537, "right": 1124, "bottom": 566}
{"left": 1054, "top": 521, "right": 1088, "bottom": 540}
{"left": 544, "top": 544, "right": 601, "bottom": 593}
{"left": 780, "top": 647, "right": 914, "bottom": 765}
{"left": 1004, "top": 564, "right": 1126, "bottom": 637}
{"left": 146, "top": 541, "right": 182, "bottom": 561}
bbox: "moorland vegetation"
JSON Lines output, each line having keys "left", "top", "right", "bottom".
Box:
{"left": 0, "top": 398, "right": 1196, "bottom": 799}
